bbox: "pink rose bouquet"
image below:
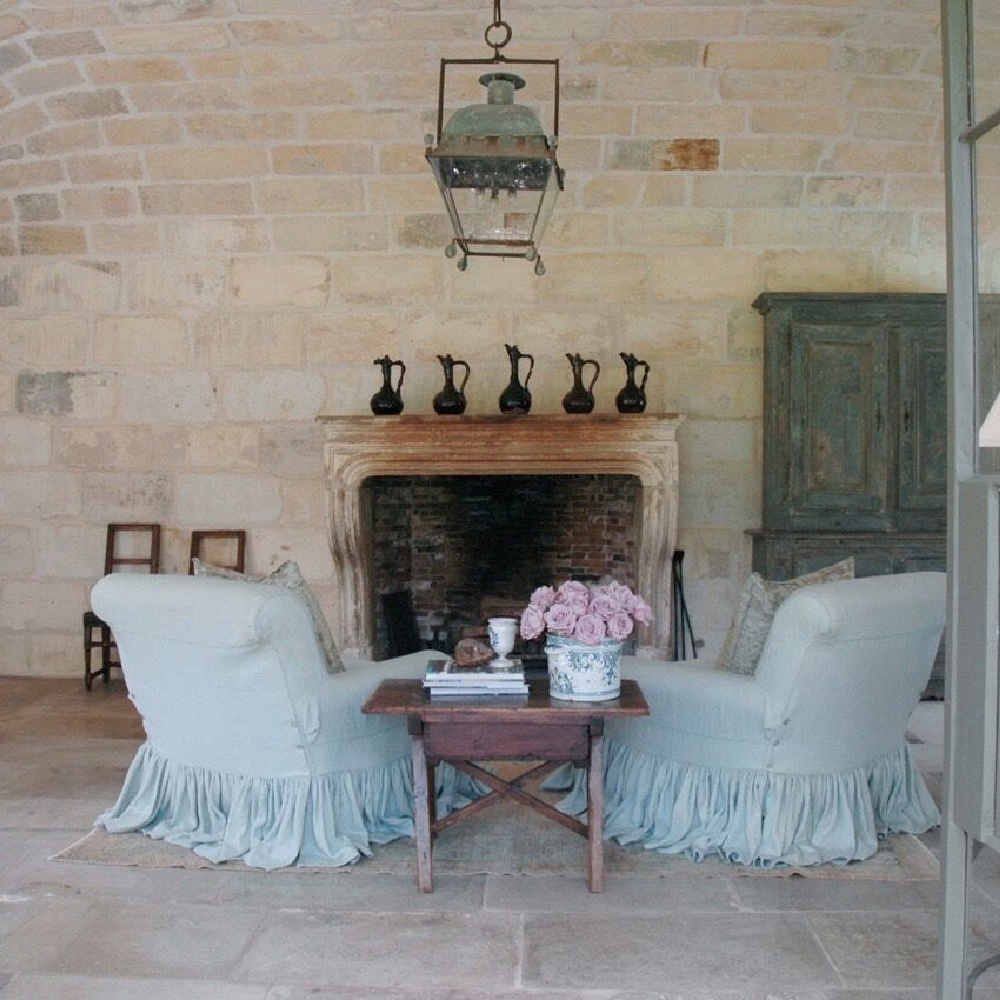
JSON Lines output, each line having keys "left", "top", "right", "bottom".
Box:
{"left": 520, "top": 579, "right": 652, "bottom": 646}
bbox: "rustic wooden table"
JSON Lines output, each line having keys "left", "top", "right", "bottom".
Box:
{"left": 361, "top": 678, "right": 650, "bottom": 893}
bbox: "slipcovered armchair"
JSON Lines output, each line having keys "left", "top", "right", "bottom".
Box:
{"left": 551, "top": 572, "right": 945, "bottom": 867}
{"left": 91, "top": 573, "right": 477, "bottom": 869}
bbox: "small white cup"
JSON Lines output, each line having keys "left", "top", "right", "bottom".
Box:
{"left": 487, "top": 617, "right": 517, "bottom": 666}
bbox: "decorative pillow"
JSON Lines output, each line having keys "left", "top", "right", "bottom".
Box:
{"left": 718, "top": 557, "right": 855, "bottom": 676}
{"left": 193, "top": 558, "right": 345, "bottom": 675}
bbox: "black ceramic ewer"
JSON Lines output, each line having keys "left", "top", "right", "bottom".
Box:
{"left": 370, "top": 355, "right": 405, "bottom": 415}
{"left": 562, "top": 353, "right": 600, "bottom": 414}
{"left": 499, "top": 343, "right": 534, "bottom": 413}
{"left": 433, "top": 354, "right": 470, "bottom": 415}
{"left": 616, "top": 352, "right": 650, "bottom": 414}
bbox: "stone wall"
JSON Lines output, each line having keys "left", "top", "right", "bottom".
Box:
{"left": 0, "top": 0, "right": 945, "bottom": 675}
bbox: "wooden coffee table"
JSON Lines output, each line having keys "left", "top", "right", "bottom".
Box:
{"left": 362, "top": 678, "right": 649, "bottom": 893}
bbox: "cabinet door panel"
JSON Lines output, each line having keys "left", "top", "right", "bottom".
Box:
{"left": 793, "top": 549, "right": 894, "bottom": 578}
{"left": 789, "top": 324, "right": 890, "bottom": 529}
{"left": 897, "top": 327, "right": 947, "bottom": 528}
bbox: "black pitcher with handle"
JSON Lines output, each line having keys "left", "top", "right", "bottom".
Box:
{"left": 433, "top": 354, "right": 470, "bottom": 415}
{"left": 615, "top": 352, "right": 650, "bottom": 414}
{"left": 562, "top": 353, "right": 600, "bottom": 414}
{"left": 370, "top": 355, "right": 405, "bottom": 415}
{"left": 499, "top": 343, "right": 534, "bottom": 413}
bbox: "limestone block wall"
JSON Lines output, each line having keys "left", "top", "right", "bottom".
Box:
{"left": 0, "top": 0, "right": 945, "bottom": 675}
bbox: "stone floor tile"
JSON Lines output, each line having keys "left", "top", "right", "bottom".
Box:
{"left": 0, "top": 902, "right": 47, "bottom": 943}
{"left": 973, "top": 850, "right": 1000, "bottom": 909}
{"left": 0, "top": 740, "right": 139, "bottom": 773}
{"left": 0, "top": 831, "right": 74, "bottom": 874}
{"left": 5, "top": 857, "right": 229, "bottom": 905}
{"left": 0, "top": 799, "right": 109, "bottom": 830}
{"left": 806, "top": 910, "right": 938, "bottom": 988}
{"left": 0, "top": 764, "right": 127, "bottom": 800}
{"left": 521, "top": 912, "right": 840, "bottom": 992}
{"left": 0, "top": 715, "right": 144, "bottom": 742}
{"left": 732, "top": 876, "right": 939, "bottom": 912}
{"left": 0, "top": 974, "right": 269, "bottom": 999}
{"left": 216, "top": 871, "right": 485, "bottom": 911}
{"left": 263, "top": 988, "right": 759, "bottom": 1000}
{"left": 767, "top": 993, "right": 933, "bottom": 1000}
{"left": 260, "top": 993, "right": 937, "bottom": 1000}
{"left": 0, "top": 898, "right": 267, "bottom": 979}
{"left": 484, "top": 873, "right": 739, "bottom": 913}
{"left": 264, "top": 989, "right": 682, "bottom": 1000}
{"left": 234, "top": 910, "right": 520, "bottom": 989}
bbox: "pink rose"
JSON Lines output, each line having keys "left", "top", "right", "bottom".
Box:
{"left": 607, "top": 582, "right": 634, "bottom": 608}
{"left": 520, "top": 605, "right": 545, "bottom": 641}
{"left": 607, "top": 611, "right": 634, "bottom": 641}
{"left": 544, "top": 602, "right": 577, "bottom": 634}
{"left": 632, "top": 597, "right": 653, "bottom": 625}
{"left": 557, "top": 581, "right": 591, "bottom": 615}
{"left": 557, "top": 580, "right": 589, "bottom": 602}
{"left": 589, "top": 594, "right": 621, "bottom": 620}
{"left": 529, "top": 586, "right": 557, "bottom": 610}
{"left": 574, "top": 613, "right": 606, "bottom": 645}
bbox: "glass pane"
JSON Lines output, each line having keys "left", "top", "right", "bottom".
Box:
{"left": 976, "top": 124, "right": 1000, "bottom": 473}
{"left": 451, "top": 187, "right": 541, "bottom": 246}
{"left": 973, "top": 0, "right": 1000, "bottom": 123}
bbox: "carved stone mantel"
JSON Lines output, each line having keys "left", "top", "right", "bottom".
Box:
{"left": 319, "top": 414, "right": 684, "bottom": 659}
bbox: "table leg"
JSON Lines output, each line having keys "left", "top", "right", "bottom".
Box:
{"left": 410, "top": 721, "right": 433, "bottom": 893}
{"left": 427, "top": 755, "right": 436, "bottom": 836}
{"left": 587, "top": 720, "right": 605, "bottom": 893}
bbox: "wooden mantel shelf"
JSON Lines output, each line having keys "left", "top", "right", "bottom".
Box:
{"left": 318, "top": 413, "right": 685, "bottom": 659}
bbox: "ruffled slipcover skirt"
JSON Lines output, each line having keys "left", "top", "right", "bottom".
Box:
{"left": 545, "top": 738, "right": 940, "bottom": 868}
{"left": 97, "top": 742, "right": 483, "bottom": 870}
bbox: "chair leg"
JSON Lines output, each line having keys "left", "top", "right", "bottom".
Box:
{"left": 83, "top": 624, "right": 94, "bottom": 691}
{"left": 101, "top": 624, "right": 113, "bottom": 684}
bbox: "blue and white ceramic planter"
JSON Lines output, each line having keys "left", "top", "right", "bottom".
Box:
{"left": 545, "top": 634, "right": 623, "bottom": 702}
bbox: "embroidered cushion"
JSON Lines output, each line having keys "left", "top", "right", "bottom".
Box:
{"left": 193, "top": 558, "right": 345, "bottom": 675}
{"left": 718, "top": 557, "right": 855, "bottom": 676}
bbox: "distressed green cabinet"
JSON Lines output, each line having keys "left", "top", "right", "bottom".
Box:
{"left": 896, "top": 326, "right": 948, "bottom": 526}
{"left": 750, "top": 293, "right": 946, "bottom": 695}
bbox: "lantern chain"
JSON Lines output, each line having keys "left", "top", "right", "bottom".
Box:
{"left": 484, "top": 0, "right": 512, "bottom": 61}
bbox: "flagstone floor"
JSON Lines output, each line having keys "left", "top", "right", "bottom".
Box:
{"left": 0, "top": 675, "right": 995, "bottom": 1000}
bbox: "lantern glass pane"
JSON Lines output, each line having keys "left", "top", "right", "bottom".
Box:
{"left": 450, "top": 186, "right": 542, "bottom": 246}
{"left": 531, "top": 169, "right": 562, "bottom": 251}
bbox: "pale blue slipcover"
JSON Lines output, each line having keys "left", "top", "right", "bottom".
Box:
{"left": 548, "top": 572, "right": 945, "bottom": 867}
{"left": 91, "top": 574, "right": 479, "bottom": 870}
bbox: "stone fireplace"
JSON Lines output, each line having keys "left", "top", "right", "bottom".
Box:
{"left": 320, "top": 415, "right": 683, "bottom": 659}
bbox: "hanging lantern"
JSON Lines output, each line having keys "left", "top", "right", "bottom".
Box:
{"left": 425, "top": 1, "right": 564, "bottom": 276}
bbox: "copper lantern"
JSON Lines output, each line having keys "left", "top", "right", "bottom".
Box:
{"left": 425, "top": 3, "right": 564, "bottom": 276}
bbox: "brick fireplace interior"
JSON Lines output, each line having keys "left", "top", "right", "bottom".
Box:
{"left": 367, "top": 474, "right": 640, "bottom": 657}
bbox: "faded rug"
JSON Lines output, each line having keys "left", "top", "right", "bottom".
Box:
{"left": 52, "top": 798, "right": 939, "bottom": 881}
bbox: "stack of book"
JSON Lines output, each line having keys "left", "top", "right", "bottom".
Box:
{"left": 423, "top": 658, "right": 529, "bottom": 697}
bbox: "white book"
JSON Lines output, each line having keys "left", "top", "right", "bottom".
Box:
{"left": 428, "top": 684, "right": 529, "bottom": 697}
{"left": 424, "top": 658, "right": 525, "bottom": 684}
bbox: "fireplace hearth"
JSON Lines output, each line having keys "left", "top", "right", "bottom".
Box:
{"left": 320, "top": 415, "right": 683, "bottom": 659}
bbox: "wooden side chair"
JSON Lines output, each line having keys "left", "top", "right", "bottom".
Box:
{"left": 83, "top": 523, "right": 161, "bottom": 690}
{"left": 188, "top": 530, "right": 247, "bottom": 575}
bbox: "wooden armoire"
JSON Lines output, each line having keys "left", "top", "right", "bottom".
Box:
{"left": 749, "top": 293, "right": 946, "bottom": 696}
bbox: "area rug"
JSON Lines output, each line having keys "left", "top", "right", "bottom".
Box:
{"left": 52, "top": 798, "right": 939, "bottom": 881}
